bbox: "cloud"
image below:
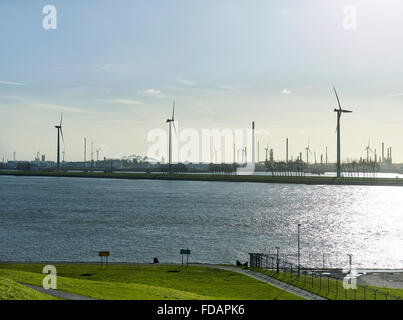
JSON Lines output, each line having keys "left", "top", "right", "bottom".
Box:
{"left": 0, "top": 80, "right": 27, "bottom": 86}
{"left": 176, "top": 78, "right": 197, "bottom": 86}
{"left": 139, "top": 88, "right": 168, "bottom": 98}
{"left": 107, "top": 99, "right": 144, "bottom": 106}
{"left": 281, "top": 89, "right": 292, "bottom": 95}
{"left": 96, "top": 63, "right": 136, "bottom": 73}
{"left": 31, "top": 102, "right": 89, "bottom": 114}
{"left": 386, "top": 93, "right": 403, "bottom": 97}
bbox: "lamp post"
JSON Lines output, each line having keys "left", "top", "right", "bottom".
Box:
{"left": 347, "top": 254, "right": 353, "bottom": 271}
{"left": 297, "top": 224, "right": 301, "bottom": 277}
{"left": 276, "top": 247, "right": 280, "bottom": 273}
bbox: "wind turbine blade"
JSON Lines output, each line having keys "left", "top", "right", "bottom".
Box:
{"left": 172, "top": 101, "right": 175, "bottom": 121}
{"left": 60, "top": 127, "right": 64, "bottom": 143}
{"left": 172, "top": 121, "right": 178, "bottom": 137}
{"left": 60, "top": 112, "right": 63, "bottom": 127}
{"left": 333, "top": 87, "right": 342, "bottom": 110}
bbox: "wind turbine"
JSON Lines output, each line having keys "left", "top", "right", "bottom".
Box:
{"left": 305, "top": 141, "right": 312, "bottom": 164}
{"left": 333, "top": 87, "right": 353, "bottom": 178}
{"left": 54, "top": 113, "right": 64, "bottom": 171}
{"left": 96, "top": 147, "right": 101, "bottom": 162}
{"left": 364, "top": 138, "right": 373, "bottom": 162}
{"left": 166, "top": 101, "right": 177, "bottom": 173}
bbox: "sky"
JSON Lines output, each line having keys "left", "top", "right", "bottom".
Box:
{"left": 1, "top": 0, "right": 403, "bottom": 163}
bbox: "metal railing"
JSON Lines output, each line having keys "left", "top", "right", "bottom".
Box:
{"left": 249, "top": 253, "right": 401, "bottom": 300}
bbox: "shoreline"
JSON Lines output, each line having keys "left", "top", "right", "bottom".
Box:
{"left": 1, "top": 170, "right": 403, "bottom": 187}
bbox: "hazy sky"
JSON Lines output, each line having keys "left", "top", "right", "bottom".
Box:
{"left": 1, "top": 0, "right": 403, "bottom": 162}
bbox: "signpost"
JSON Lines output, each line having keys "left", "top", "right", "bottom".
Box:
{"left": 180, "top": 248, "right": 191, "bottom": 266}
{"left": 98, "top": 251, "right": 110, "bottom": 269}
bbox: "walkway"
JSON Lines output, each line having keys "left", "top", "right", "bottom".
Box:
{"left": 21, "top": 283, "right": 97, "bottom": 300}
{"left": 196, "top": 264, "right": 327, "bottom": 300}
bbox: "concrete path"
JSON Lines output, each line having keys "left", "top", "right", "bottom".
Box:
{"left": 21, "top": 283, "right": 97, "bottom": 300}
{"left": 195, "top": 264, "right": 326, "bottom": 300}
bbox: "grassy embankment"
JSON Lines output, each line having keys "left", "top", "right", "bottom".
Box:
{"left": 0, "top": 276, "right": 57, "bottom": 300}
{"left": 249, "top": 268, "right": 403, "bottom": 300}
{"left": 0, "top": 264, "right": 303, "bottom": 300}
{"left": 1, "top": 170, "right": 403, "bottom": 187}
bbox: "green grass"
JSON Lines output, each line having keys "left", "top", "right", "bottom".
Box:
{"left": 1, "top": 170, "right": 403, "bottom": 187}
{"left": 0, "top": 276, "right": 57, "bottom": 300}
{"left": 250, "top": 268, "right": 403, "bottom": 300}
{"left": 0, "top": 264, "right": 303, "bottom": 300}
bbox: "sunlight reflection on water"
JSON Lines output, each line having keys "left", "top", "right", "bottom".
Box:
{"left": 0, "top": 175, "right": 403, "bottom": 268}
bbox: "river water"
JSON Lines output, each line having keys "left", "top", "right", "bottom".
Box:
{"left": 0, "top": 175, "right": 403, "bottom": 268}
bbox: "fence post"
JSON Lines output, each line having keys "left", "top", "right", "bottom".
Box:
{"left": 354, "top": 288, "right": 357, "bottom": 300}
{"left": 363, "top": 286, "right": 366, "bottom": 300}
{"left": 304, "top": 268, "right": 307, "bottom": 286}
{"left": 319, "top": 273, "right": 322, "bottom": 291}
{"left": 336, "top": 278, "right": 338, "bottom": 297}
{"left": 345, "top": 288, "right": 347, "bottom": 299}
{"left": 385, "top": 293, "right": 388, "bottom": 301}
{"left": 327, "top": 275, "right": 330, "bottom": 294}
{"left": 374, "top": 290, "right": 377, "bottom": 300}
{"left": 291, "top": 263, "right": 292, "bottom": 281}
{"left": 312, "top": 271, "right": 314, "bottom": 288}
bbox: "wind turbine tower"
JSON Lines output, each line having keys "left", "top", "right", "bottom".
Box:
{"left": 54, "top": 113, "right": 64, "bottom": 171}
{"left": 252, "top": 122, "right": 255, "bottom": 165}
{"left": 84, "top": 138, "right": 87, "bottom": 168}
{"left": 91, "top": 142, "right": 94, "bottom": 162}
{"left": 166, "top": 101, "right": 177, "bottom": 173}
{"left": 305, "top": 142, "right": 312, "bottom": 164}
{"left": 364, "top": 139, "right": 373, "bottom": 162}
{"left": 333, "top": 87, "right": 353, "bottom": 178}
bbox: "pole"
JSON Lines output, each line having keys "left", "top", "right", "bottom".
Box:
{"left": 276, "top": 247, "right": 280, "bottom": 273}
{"left": 337, "top": 113, "right": 341, "bottom": 178}
{"left": 168, "top": 122, "right": 172, "bottom": 173}
{"left": 57, "top": 128, "right": 60, "bottom": 171}
{"left": 347, "top": 254, "right": 352, "bottom": 271}
{"left": 252, "top": 122, "right": 255, "bottom": 165}
{"left": 286, "top": 138, "right": 289, "bottom": 163}
{"left": 298, "top": 224, "right": 301, "bottom": 277}
{"left": 84, "top": 138, "right": 87, "bottom": 169}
